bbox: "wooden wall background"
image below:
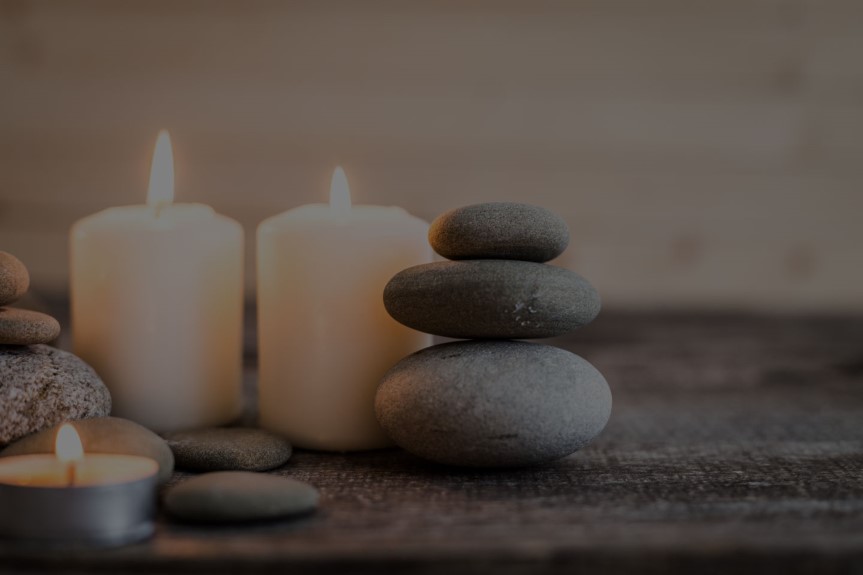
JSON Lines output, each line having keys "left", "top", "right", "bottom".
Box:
{"left": 1, "top": 0, "right": 861, "bottom": 312}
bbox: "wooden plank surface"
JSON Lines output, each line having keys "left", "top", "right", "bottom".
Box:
{"left": 2, "top": 0, "right": 863, "bottom": 311}
{"left": 1, "top": 311, "right": 862, "bottom": 574}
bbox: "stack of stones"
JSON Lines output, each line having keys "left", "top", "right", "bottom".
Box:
{"left": 0, "top": 252, "right": 317, "bottom": 524}
{"left": 0, "top": 251, "right": 112, "bottom": 446}
{"left": 377, "top": 203, "right": 611, "bottom": 467}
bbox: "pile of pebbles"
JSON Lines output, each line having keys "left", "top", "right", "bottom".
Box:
{"left": 0, "top": 416, "right": 315, "bottom": 524}
{"left": 160, "top": 427, "right": 315, "bottom": 524}
{"left": 0, "top": 252, "right": 111, "bottom": 446}
{"left": 0, "top": 252, "right": 314, "bottom": 524}
{"left": 377, "top": 203, "right": 611, "bottom": 467}
{"left": 0, "top": 251, "right": 61, "bottom": 346}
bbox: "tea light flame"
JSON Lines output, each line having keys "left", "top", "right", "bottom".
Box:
{"left": 147, "top": 129, "right": 175, "bottom": 208}
{"left": 329, "top": 166, "right": 352, "bottom": 212}
{"left": 55, "top": 424, "right": 84, "bottom": 463}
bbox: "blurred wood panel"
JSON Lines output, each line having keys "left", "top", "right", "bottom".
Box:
{"left": 1, "top": 0, "right": 862, "bottom": 311}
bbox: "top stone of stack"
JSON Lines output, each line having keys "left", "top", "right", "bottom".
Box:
{"left": 0, "top": 252, "right": 61, "bottom": 345}
{"left": 429, "top": 203, "right": 569, "bottom": 263}
{"left": 384, "top": 202, "right": 599, "bottom": 339}
{"left": 0, "top": 252, "right": 30, "bottom": 306}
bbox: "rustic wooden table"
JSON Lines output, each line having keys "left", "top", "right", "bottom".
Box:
{"left": 1, "top": 313, "right": 862, "bottom": 574}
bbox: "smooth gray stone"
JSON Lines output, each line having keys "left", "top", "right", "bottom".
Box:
{"left": 384, "top": 260, "right": 600, "bottom": 339}
{"left": 164, "top": 428, "right": 292, "bottom": 472}
{"left": 0, "top": 252, "right": 29, "bottom": 306}
{"left": 0, "top": 345, "right": 111, "bottom": 446}
{"left": 375, "top": 340, "right": 611, "bottom": 468}
{"left": 164, "top": 471, "right": 319, "bottom": 523}
{"left": 0, "top": 308, "right": 61, "bottom": 345}
{"left": 1, "top": 416, "right": 175, "bottom": 484}
{"left": 429, "top": 203, "right": 570, "bottom": 262}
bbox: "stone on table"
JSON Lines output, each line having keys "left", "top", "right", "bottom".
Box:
{"left": 428, "top": 202, "right": 570, "bottom": 263}
{"left": 0, "top": 252, "right": 29, "bottom": 307}
{"left": 164, "top": 427, "right": 292, "bottom": 472}
{"left": 0, "top": 345, "right": 111, "bottom": 446}
{"left": 375, "top": 340, "right": 611, "bottom": 468}
{"left": 163, "top": 471, "right": 319, "bottom": 523}
{"left": 383, "top": 260, "right": 600, "bottom": 339}
{"left": 0, "top": 308, "right": 61, "bottom": 345}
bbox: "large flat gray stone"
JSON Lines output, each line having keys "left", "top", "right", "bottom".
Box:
{"left": 384, "top": 260, "right": 600, "bottom": 339}
{"left": 375, "top": 340, "right": 611, "bottom": 467}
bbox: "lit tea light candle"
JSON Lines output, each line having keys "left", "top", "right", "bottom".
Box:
{"left": 71, "top": 130, "right": 244, "bottom": 433}
{"left": 0, "top": 424, "right": 158, "bottom": 546}
{"left": 257, "top": 167, "right": 432, "bottom": 451}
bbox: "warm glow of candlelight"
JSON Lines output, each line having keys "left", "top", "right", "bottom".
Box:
{"left": 147, "top": 129, "right": 174, "bottom": 207}
{"left": 55, "top": 424, "right": 84, "bottom": 463}
{"left": 329, "top": 166, "right": 352, "bottom": 212}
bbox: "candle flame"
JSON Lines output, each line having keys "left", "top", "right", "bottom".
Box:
{"left": 329, "top": 166, "right": 352, "bottom": 212}
{"left": 147, "top": 129, "right": 175, "bottom": 207}
{"left": 55, "top": 424, "right": 84, "bottom": 463}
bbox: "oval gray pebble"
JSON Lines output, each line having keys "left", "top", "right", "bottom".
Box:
{"left": 164, "top": 427, "right": 292, "bottom": 472}
{"left": 375, "top": 340, "right": 611, "bottom": 468}
{"left": 164, "top": 471, "right": 319, "bottom": 523}
{"left": 0, "top": 252, "right": 29, "bottom": 306}
{"left": 0, "top": 345, "right": 111, "bottom": 446}
{"left": 0, "top": 308, "right": 61, "bottom": 345}
{"left": 429, "top": 203, "right": 570, "bottom": 262}
{"left": 384, "top": 260, "right": 600, "bottom": 339}
{"left": 1, "top": 416, "right": 175, "bottom": 484}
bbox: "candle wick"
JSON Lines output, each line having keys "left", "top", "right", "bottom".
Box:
{"left": 66, "top": 461, "right": 77, "bottom": 487}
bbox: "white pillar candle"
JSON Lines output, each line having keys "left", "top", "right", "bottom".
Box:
{"left": 257, "top": 167, "right": 432, "bottom": 451}
{"left": 71, "top": 131, "right": 244, "bottom": 433}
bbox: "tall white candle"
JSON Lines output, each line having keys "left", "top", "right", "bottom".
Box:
{"left": 257, "top": 168, "right": 432, "bottom": 451}
{"left": 71, "top": 131, "right": 244, "bottom": 433}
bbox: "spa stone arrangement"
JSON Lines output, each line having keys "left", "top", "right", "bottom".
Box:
{"left": 378, "top": 203, "right": 611, "bottom": 467}
{"left": 0, "top": 252, "right": 111, "bottom": 446}
{"left": 0, "top": 135, "right": 610, "bottom": 547}
{"left": 0, "top": 250, "right": 315, "bottom": 534}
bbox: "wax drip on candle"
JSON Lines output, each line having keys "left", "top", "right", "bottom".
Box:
{"left": 147, "top": 130, "right": 175, "bottom": 217}
{"left": 55, "top": 424, "right": 84, "bottom": 487}
{"left": 329, "top": 166, "right": 352, "bottom": 213}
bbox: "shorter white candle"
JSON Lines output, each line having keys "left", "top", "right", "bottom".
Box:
{"left": 257, "top": 168, "right": 433, "bottom": 451}
{"left": 0, "top": 424, "right": 158, "bottom": 546}
{"left": 71, "top": 131, "right": 244, "bottom": 433}
{"left": 0, "top": 424, "right": 155, "bottom": 488}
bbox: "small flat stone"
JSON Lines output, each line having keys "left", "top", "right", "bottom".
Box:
{"left": 164, "top": 471, "right": 319, "bottom": 523}
{"left": 0, "top": 252, "right": 29, "bottom": 306}
{"left": 0, "top": 345, "right": 111, "bottom": 446}
{"left": 164, "top": 428, "right": 292, "bottom": 472}
{"left": 429, "top": 203, "right": 570, "bottom": 262}
{"left": 384, "top": 260, "right": 600, "bottom": 339}
{"left": 1, "top": 417, "right": 174, "bottom": 484}
{"left": 375, "top": 340, "right": 612, "bottom": 467}
{"left": 0, "top": 308, "right": 61, "bottom": 345}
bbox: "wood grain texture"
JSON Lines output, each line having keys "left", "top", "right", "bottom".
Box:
{"left": 1, "top": 311, "right": 862, "bottom": 574}
{"left": 1, "top": 1, "right": 863, "bottom": 311}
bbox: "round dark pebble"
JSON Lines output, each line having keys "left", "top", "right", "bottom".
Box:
{"left": 164, "top": 471, "right": 319, "bottom": 523}
{"left": 0, "top": 345, "right": 111, "bottom": 446}
{"left": 0, "top": 252, "right": 29, "bottom": 306}
{"left": 384, "top": 260, "right": 600, "bottom": 339}
{"left": 0, "top": 308, "right": 61, "bottom": 345}
{"left": 375, "top": 340, "right": 612, "bottom": 467}
{"left": 429, "top": 202, "right": 570, "bottom": 262}
{"left": 164, "top": 427, "right": 292, "bottom": 472}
